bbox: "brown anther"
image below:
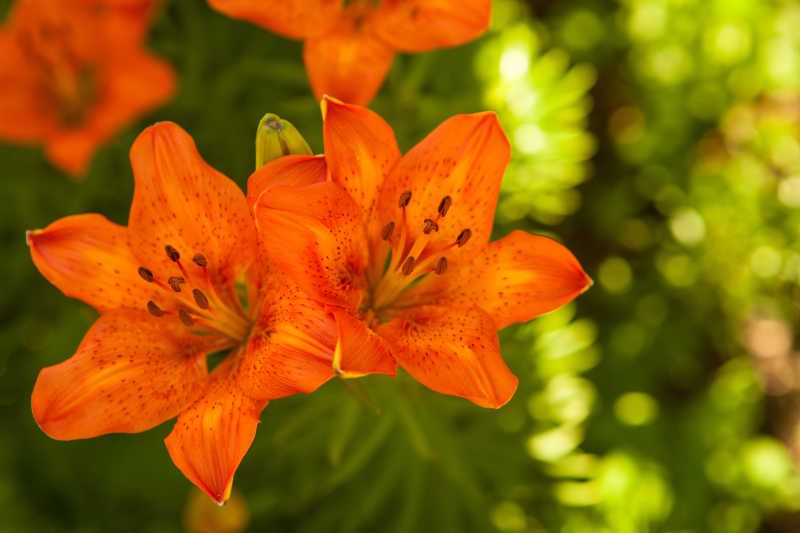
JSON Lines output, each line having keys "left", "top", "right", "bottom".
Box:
{"left": 435, "top": 257, "right": 448, "bottom": 275}
{"left": 192, "top": 288, "right": 209, "bottom": 309}
{"left": 137, "top": 267, "right": 154, "bottom": 282}
{"left": 167, "top": 276, "right": 185, "bottom": 292}
{"left": 456, "top": 228, "right": 472, "bottom": 247}
{"left": 147, "top": 301, "right": 163, "bottom": 317}
{"left": 401, "top": 256, "right": 416, "bottom": 276}
{"left": 178, "top": 309, "right": 195, "bottom": 327}
{"left": 398, "top": 190, "right": 412, "bottom": 208}
{"left": 165, "top": 245, "right": 180, "bottom": 262}
{"left": 381, "top": 221, "right": 395, "bottom": 241}
{"left": 192, "top": 253, "right": 208, "bottom": 268}
{"left": 423, "top": 218, "right": 439, "bottom": 234}
{"left": 438, "top": 196, "right": 452, "bottom": 217}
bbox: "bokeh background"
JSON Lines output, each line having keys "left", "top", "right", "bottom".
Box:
{"left": 2, "top": 0, "right": 800, "bottom": 531}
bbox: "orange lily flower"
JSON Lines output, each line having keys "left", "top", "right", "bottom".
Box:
{"left": 27, "top": 122, "right": 392, "bottom": 503}
{"left": 248, "top": 97, "right": 592, "bottom": 408}
{"left": 0, "top": 0, "right": 175, "bottom": 177}
{"left": 207, "top": 0, "right": 491, "bottom": 105}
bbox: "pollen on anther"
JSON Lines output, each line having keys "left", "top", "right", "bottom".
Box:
{"left": 402, "top": 256, "right": 416, "bottom": 276}
{"left": 137, "top": 267, "right": 154, "bottom": 282}
{"left": 178, "top": 309, "right": 195, "bottom": 326}
{"left": 435, "top": 257, "right": 448, "bottom": 275}
{"left": 381, "top": 221, "right": 395, "bottom": 241}
{"left": 168, "top": 276, "right": 185, "bottom": 292}
{"left": 456, "top": 228, "right": 472, "bottom": 247}
{"left": 423, "top": 218, "right": 439, "bottom": 234}
{"left": 165, "top": 245, "right": 180, "bottom": 262}
{"left": 192, "top": 253, "right": 208, "bottom": 268}
{"left": 193, "top": 288, "right": 209, "bottom": 309}
{"left": 398, "top": 190, "right": 412, "bottom": 208}
{"left": 147, "top": 301, "right": 163, "bottom": 317}
{"left": 438, "top": 196, "right": 452, "bottom": 217}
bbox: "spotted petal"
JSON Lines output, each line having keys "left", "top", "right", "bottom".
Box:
{"left": 332, "top": 307, "right": 397, "bottom": 378}
{"left": 375, "top": 112, "right": 510, "bottom": 266}
{"left": 246, "top": 154, "right": 327, "bottom": 209}
{"left": 321, "top": 97, "right": 400, "bottom": 218}
{"left": 377, "top": 305, "right": 518, "bottom": 408}
{"left": 128, "top": 122, "right": 258, "bottom": 294}
{"left": 165, "top": 358, "right": 266, "bottom": 504}
{"left": 399, "top": 231, "right": 592, "bottom": 329}
{"left": 250, "top": 181, "right": 369, "bottom": 310}
{"left": 32, "top": 310, "right": 208, "bottom": 440}
{"left": 27, "top": 213, "right": 162, "bottom": 313}
{"left": 238, "top": 266, "right": 338, "bottom": 401}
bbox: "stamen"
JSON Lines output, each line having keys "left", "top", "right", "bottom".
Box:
{"left": 435, "top": 257, "right": 448, "bottom": 275}
{"left": 178, "top": 309, "right": 195, "bottom": 326}
{"left": 398, "top": 190, "right": 412, "bottom": 208}
{"left": 192, "top": 253, "right": 207, "bottom": 268}
{"left": 165, "top": 245, "right": 180, "bottom": 262}
{"left": 438, "top": 196, "right": 452, "bottom": 217}
{"left": 147, "top": 301, "right": 163, "bottom": 317}
{"left": 381, "top": 221, "right": 395, "bottom": 241}
{"left": 456, "top": 228, "right": 472, "bottom": 247}
{"left": 402, "top": 256, "right": 416, "bottom": 276}
{"left": 423, "top": 218, "right": 439, "bottom": 234}
{"left": 137, "top": 267, "right": 154, "bottom": 282}
{"left": 167, "top": 276, "right": 185, "bottom": 292}
{"left": 193, "top": 288, "right": 210, "bottom": 309}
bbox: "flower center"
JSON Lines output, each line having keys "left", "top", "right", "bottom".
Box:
{"left": 137, "top": 244, "right": 253, "bottom": 348}
{"left": 366, "top": 190, "right": 471, "bottom": 315}
{"left": 17, "top": 14, "right": 97, "bottom": 127}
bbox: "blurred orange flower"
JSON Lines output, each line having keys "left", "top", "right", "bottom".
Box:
{"left": 0, "top": 0, "right": 175, "bottom": 177}
{"left": 248, "top": 97, "right": 592, "bottom": 408}
{"left": 208, "top": 0, "right": 491, "bottom": 105}
{"left": 27, "top": 122, "right": 392, "bottom": 503}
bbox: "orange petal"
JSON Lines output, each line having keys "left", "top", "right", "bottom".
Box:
{"left": 165, "top": 359, "right": 266, "bottom": 504}
{"left": 44, "top": 129, "right": 103, "bottom": 177}
{"left": 321, "top": 97, "right": 400, "bottom": 217}
{"left": 47, "top": 51, "right": 177, "bottom": 176}
{"left": 251, "top": 181, "right": 368, "bottom": 309}
{"left": 98, "top": 52, "right": 175, "bottom": 128}
{"left": 377, "top": 305, "right": 517, "bottom": 408}
{"left": 375, "top": 112, "right": 510, "bottom": 265}
{"left": 32, "top": 310, "right": 208, "bottom": 440}
{"left": 128, "top": 122, "right": 258, "bottom": 290}
{"left": 207, "top": 0, "right": 341, "bottom": 39}
{"left": 0, "top": 31, "right": 55, "bottom": 143}
{"left": 371, "top": 0, "right": 491, "bottom": 52}
{"left": 27, "top": 213, "right": 163, "bottom": 313}
{"left": 331, "top": 307, "right": 397, "bottom": 378}
{"left": 303, "top": 27, "right": 395, "bottom": 106}
{"left": 402, "top": 231, "right": 592, "bottom": 329}
{"left": 246, "top": 154, "right": 327, "bottom": 210}
{"left": 238, "top": 270, "right": 338, "bottom": 401}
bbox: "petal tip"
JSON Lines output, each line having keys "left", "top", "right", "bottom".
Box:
{"left": 25, "top": 229, "right": 38, "bottom": 247}
{"left": 480, "top": 373, "right": 519, "bottom": 409}
{"left": 31, "top": 378, "right": 69, "bottom": 441}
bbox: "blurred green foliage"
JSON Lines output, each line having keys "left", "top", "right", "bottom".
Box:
{"left": 3, "top": 0, "right": 800, "bottom": 532}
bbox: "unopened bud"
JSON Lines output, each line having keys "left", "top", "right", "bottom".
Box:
{"left": 255, "top": 113, "right": 312, "bottom": 169}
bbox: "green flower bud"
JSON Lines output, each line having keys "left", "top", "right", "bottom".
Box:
{"left": 255, "top": 113, "right": 312, "bottom": 169}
